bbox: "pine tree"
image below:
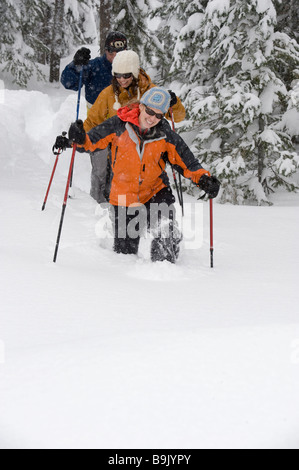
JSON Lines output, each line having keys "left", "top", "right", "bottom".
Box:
{"left": 0, "top": 0, "right": 47, "bottom": 86}
{"left": 48, "top": 0, "right": 97, "bottom": 83}
{"left": 152, "top": 0, "right": 208, "bottom": 83}
{"left": 0, "top": 0, "right": 97, "bottom": 87}
{"left": 35, "top": 4, "right": 53, "bottom": 66}
{"left": 0, "top": 1, "right": 19, "bottom": 71}
{"left": 173, "top": 0, "right": 299, "bottom": 204}
{"left": 274, "top": 0, "right": 299, "bottom": 43}
{"left": 111, "top": 0, "right": 163, "bottom": 66}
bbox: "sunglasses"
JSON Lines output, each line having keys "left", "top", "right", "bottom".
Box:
{"left": 114, "top": 73, "right": 133, "bottom": 79}
{"left": 144, "top": 106, "right": 164, "bottom": 120}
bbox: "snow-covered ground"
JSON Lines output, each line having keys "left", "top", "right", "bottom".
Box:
{"left": 0, "top": 85, "right": 299, "bottom": 449}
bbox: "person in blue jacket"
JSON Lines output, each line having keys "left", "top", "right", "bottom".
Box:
{"left": 61, "top": 31, "right": 128, "bottom": 110}
{"left": 60, "top": 32, "right": 127, "bottom": 203}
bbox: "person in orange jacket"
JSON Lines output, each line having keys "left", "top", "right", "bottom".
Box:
{"left": 55, "top": 88, "right": 220, "bottom": 263}
{"left": 85, "top": 50, "right": 185, "bottom": 205}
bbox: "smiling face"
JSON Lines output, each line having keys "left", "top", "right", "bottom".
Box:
{"left": 138, "top": 103, "right": 164, "bottom": 130}
{"left": 115, "top": 74, "right": 134, "bottom": 89}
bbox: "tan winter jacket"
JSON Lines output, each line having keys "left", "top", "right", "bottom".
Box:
{"left": 83, "top": 69, "right": 186, "bottom": 132}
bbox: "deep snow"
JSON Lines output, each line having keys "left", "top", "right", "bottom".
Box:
{"left": 0, "top": 84, "right": 299, "bottom": 449}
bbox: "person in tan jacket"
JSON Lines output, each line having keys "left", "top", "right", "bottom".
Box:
{"left": 84, "top": 51, "right": 185, "bottom": 132}
{"left": 85, "top": 50, "right": 186, "bottom": 204}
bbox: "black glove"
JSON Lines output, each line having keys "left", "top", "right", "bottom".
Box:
{"left": 168, "top": 90, "right": 178, "bottom": 108}
{"left": 54, "top": 132, "right": 71, "bottom": 150}
{"left": 69, "top": 120, "right": 86, "bottom": 145}
{"left": 73, "top": 47, "right": 91, "bottom": 66}
{"left": 198, "top": 175, "right": 221, "bottom": 199}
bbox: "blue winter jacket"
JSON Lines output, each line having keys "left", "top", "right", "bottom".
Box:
{"left": 60, "top": 54, "right": 113, "bottom": 105}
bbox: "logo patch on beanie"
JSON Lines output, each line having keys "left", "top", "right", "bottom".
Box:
{"left": 141, "top": 88, "right": 171, "bottom": 113}
{"left": 111, "top": 40, "right": 126, "bottom": 50}
{"left": 150, "top": 92, "right": 166, "bottom": 105}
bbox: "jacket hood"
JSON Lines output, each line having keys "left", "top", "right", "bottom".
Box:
{"left": 139, "top": 68, "right": 152, "bottom": 94}
{"left": 117, "top": 103, "right": 140, "bottom": 127}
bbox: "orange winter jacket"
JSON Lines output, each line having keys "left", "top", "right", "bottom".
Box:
{"left": 79, "top": 104, "right": 209, "bottom": 207}
{"left": 83, "top": 69, "right": 186, "bottom": 132}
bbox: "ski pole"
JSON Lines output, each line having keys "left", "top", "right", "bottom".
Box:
{"left": 70, "top": 66, "right": 84, "bottom": 189}
{"left": 53, "top": 144, "right": 77, "bottom": 263}
{"left": 42, "top": 149, "right": 61, "bottom": 211}
{"left": 53, "top": 67, "right": 84, "bottom": 263}
{"left": 210, "top": 198, "right": 214, "bottom": 268}
{"left": 42, "top": 132, "right": 68, "bottom": 211}
{"left": 169, "top": 108, "right": 184, "bottom": 217}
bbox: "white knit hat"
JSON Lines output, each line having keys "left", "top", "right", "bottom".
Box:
{"left": 112, "top": 50, "right": 140, "bottom": 79}
{"left": 112, "top": 50, "right": 140, "bottom": 111}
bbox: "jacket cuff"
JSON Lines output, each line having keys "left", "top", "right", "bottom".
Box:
{"left": 184, "top": 168, "right": 210, "bottom": 184}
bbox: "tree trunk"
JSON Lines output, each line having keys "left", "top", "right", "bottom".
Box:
{"left": 99, "top": 0, "right": 112, "bottom": 54}
{"left": 49, "top": 0, "right": 64, "bottom": 83}
{"left": 38, "top": 5, "right": 52, "bottom": 65}
{"left": 258, "top": 116, "right": 265, "bottom": 182}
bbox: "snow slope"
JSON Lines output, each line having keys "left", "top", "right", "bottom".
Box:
{"left": 0, "top": 87, "right": 299, "bottom": 449}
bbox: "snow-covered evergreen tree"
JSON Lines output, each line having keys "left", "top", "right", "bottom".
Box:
{"left": 153, "top": 0, "right": 208, "bottom": 83}
{"left": 48, "top": 0, "right": 97, "bottom": 82}
{"left": 0, "top": 0, "right": 47, "bottom": 86}
{"left": 0, "top": 0, "right": 97, "bottom": 86}
{"left": 111, "top": 0, "right": 163, "bottom": 67}
{"left": 173, "top": 0, "right": 299, "bottom": 204}
{"left": 275, "top": 0, "right": 299, "bottom": 43}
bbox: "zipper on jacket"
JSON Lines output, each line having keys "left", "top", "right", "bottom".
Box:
{"left": 113, "top": 146, "right": 118, "bottom": 168}
{"left": 138, "top": 163, "right": 146, "bottom": 202}
{"left": 139, "top": 164, "right": 146, "bottom": 183}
